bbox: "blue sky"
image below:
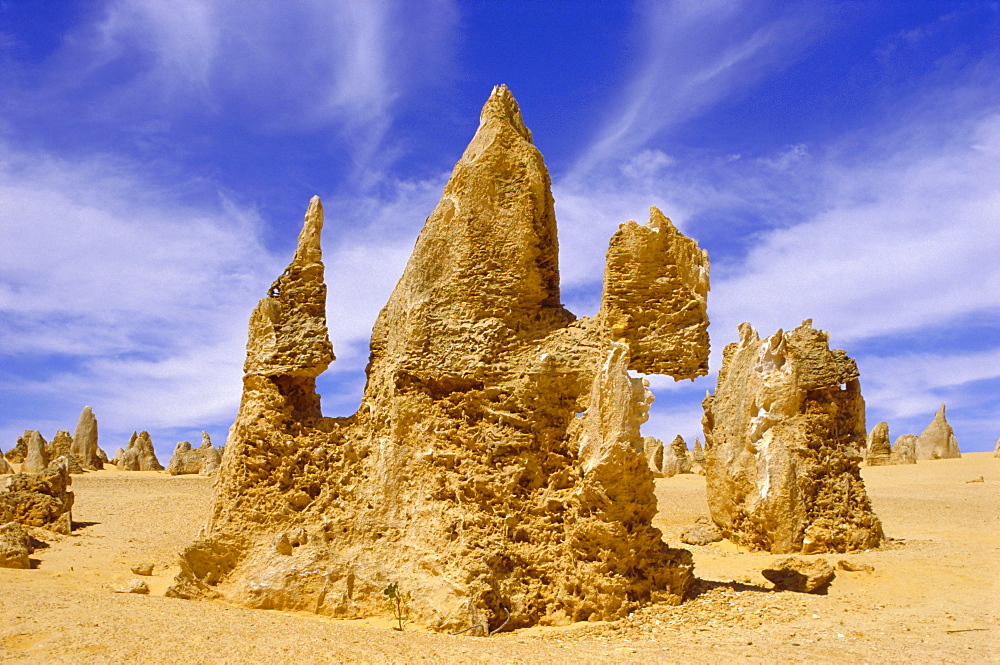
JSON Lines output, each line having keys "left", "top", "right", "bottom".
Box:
{"left": 1, "top": 1, "right": 998, "bottom": 460}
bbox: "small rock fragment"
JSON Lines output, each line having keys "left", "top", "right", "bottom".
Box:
{"left": 680, "top": 517, "right": 723, "bottom": 546}
{"left": 837, "top": 559, "right": 874, "bottom": 572}
{"left": 762, "top": 556, "right": 835, "bottom": 593}
{"left": 131, "top": 563, "right": 154, "bottom": 576}
{"left": 966, "top": 476, "right": 984, "bottom": 484}
{"left": 113, "top": 578, "right": 150, "bottom": 594}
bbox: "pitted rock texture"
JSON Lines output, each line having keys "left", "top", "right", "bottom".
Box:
{"left": 170, "top": 86, "right": 707, "bottom": 633}
{"left": 865, "top": 422, "right": 892, "bottom": 466}
{"left": 916, "top": 404, "right": 961, "bottom": 460}
{"left": 119, "top": 431, "right": 164, "bottom": 471}
{"left": 71, "top": 406, "right": 103, "bottom": 470}
{"left": 702, "top": 321, "right": 883, "bottom": 554}
{"left": 891, "top": 434, "right": 918, "bottom": 464}
{"left": 0, "top": 459, "right": 74, "bottom": 534}
{"left": 599, "top": 207, "right": 709, "bottom": 378}
{"left": 5, "top": 437, "right": 27, "bottom": 464}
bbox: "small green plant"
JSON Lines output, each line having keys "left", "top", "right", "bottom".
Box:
{"left": 382, "top": 581, "right": 411, "bottom": 631}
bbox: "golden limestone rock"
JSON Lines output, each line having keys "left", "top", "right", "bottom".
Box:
{"left": 702, "top": 321, "right": 883, "bottom": 554}
{"left": 167, "top": 433, "right": 222, "bottom": 476}
{"left": 599, "top": 207, "right": 709, "bottom": 378}
{"left": 118, "top": 431, "right": 164, "bottom": 471}
{"left": 71, "top": 406, "right": 103, "bottom": 470}
{"left": 915, "top": 403, "right": 961, "bottom": 460}
{"left": 167, "top": 86, "right": 708, "bottom": 632}
{"left": 865, "top": 422, "right": 892, "bottom": 466}
{"left": 891, "top": 434, "right": 918, "bottom": 464}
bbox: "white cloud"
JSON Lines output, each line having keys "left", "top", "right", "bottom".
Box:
{"left": 0, "top": 145, "right": 278, "bottom": 449}
{"left": 568, "top": 0, "right": 820, "bottom": 178}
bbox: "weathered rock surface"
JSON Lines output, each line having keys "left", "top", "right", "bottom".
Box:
{"left": 4, "top": 437, "right": 27, "bottom": 464}
{"left": 22, "top": 431, "right": 49, "bottom": 473}
{"left": 762, "top": 557, "right": 835, "bottom": 593}
{"left": 0, "top": 450, "right": 13, "bottom": 474}
{"left": 167, "top": 433, "right": 221, "bottom": 475}
{"left": 598, "top": 206, "right": 709, "bottom": 378}
{"left": 71, "top": 406, "right": 103, "bottom": 470}
{"left": 691, "top": 437, "right": 706, "bottom": 475}
{"left": 119, "top": 431, "right": 164, "bottom": 471}
{"left": 169, "top": 86, "right": 708, "bottom": 632}
{"left": 113, "top": 578, "right": 150, "bottom": 594}
{"left": 994, "top": 437, "right": 1000, "bottom": 458}
{"left": 670, "top": 435, "right": 693, "bottom": 474}
{"left": 702, "top": 321, "right": 883, "bottom": 554}
{"left": 865, "top": 422, "right": 892, "bottom": 466}
{"left": 916, "top": 404, "right": 961, "bottom": 460}
{"left": 643, "top": 436, "right": 665, "bottom": 477}
{"left": 0, "top": 521, "right": 33, "bottom": 569}
{"left": 200, "top": 441, "right": 222, "bottom": 476}
{"left": 131, "top": 563, "right": 154, "bottom": 576}
{"left": 680, "top": 516, "right": 723, "bottom": 546}
{"left": 890, "top": 434, "right": 918, "bottom": 465}
{"left": 0, "top": 459, "right": 74, "bottom": 534}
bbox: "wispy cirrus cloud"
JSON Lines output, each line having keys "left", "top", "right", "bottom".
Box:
{"left": 568, "top": 0, "right": 821, "bottom": 179}
{"left": 1, "top": 0, "right": 459, "bottom": 168}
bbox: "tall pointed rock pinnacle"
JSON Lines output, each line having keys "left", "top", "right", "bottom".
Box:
{"left": 245, "top": 195, "right": 333, "bottom": 378}
{"left": 366, "top": 84, "right": 571, "bottom": 402}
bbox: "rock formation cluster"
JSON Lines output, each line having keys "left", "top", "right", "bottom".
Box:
{"left": 168, "top": 86, "right": 711, "bottom": 632}
{"left": 915, "top": 404, "right": 961, "bottom": 460}
{"left": 702, "top": 321, "right": 883, "bottom": 554}
{"left": 864, "top": 423, "right": 916, "bottom": 466}
{"left": 115, "top": 431, "right": 164, "bottom": 471}
{"left": 0, "top": 458, "right": 74, "bottom": 534}
{"left": 167, "top": 432, "right": 222, "bottom": 475}
{"left": 4, "top": 407, "right": 109, "bottom": 474}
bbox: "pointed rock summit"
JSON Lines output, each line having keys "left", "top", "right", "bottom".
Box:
{"left": 169, "top": 87, "right": 708, "bottom": 632}
{"left": 916, "top": 404, "right": 961, "bottom": 460}
{"left": 71, "top": 406, "right": 103, "bottom": 470}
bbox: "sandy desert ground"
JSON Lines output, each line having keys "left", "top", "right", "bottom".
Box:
{"left": 1, "top": 453, "right": 997, "bottom": 664}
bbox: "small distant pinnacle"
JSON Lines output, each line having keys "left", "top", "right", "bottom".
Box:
{"left": 293, "top": 196, "right": 324, "bottom": 266}
{"left": 481, "top": 84, "right": 532, "bottom": 142}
